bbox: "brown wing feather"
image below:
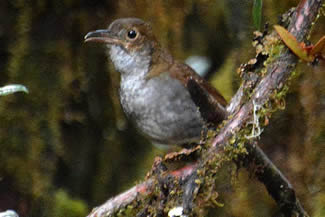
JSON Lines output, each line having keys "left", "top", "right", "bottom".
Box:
{"left": 170, "top": 62, "right": 227, "bottom": 106}
{"left": 169, "top": 62, "right": 228, "bottom": 125}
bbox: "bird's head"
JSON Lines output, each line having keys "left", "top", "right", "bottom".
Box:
{"left": 85, "top": 18, "right": 158, "bottom": 75}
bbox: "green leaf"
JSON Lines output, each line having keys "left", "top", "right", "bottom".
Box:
{"left": 253, "top": 0, "right": 263, "bottom": 30}
{"left": 0, "top": 84, "right": 29, "bottom": 96}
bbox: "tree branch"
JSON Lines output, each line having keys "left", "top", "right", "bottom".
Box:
{"left": 241, "top": 142, "right": 308, "bottom": 217}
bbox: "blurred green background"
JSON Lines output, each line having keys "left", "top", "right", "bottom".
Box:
{"left": 0, "top": 0, "right": 324, "bottom": 216}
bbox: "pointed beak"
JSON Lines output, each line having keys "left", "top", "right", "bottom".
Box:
{"left": 84, "top": 29, "right": 121, "bottom": 44}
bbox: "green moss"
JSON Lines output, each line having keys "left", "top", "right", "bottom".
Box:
{"left": 312, "top": 192, "right": 325, "bottom": 217}
{"left": 52, "top": 190, "right": 88, "bottom": 217}
{"left": 262, "top": 42, "right": 284, "bottom": 71}
{"left": 210, "top": 55, "right": 236, "bottom": 101}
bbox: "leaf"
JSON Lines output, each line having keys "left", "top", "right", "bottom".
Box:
{"left": 310, "top": 35, "right": 325, "bottom": 56}
{"left": 253, "top": 0, "right": 263, "bottom": 30}
{"left": 0, "top": 84, "right": 29, "bottom": 96}
{"left": 274, "top": 25, "right": 314, "bottom": 62}
{"left": 0, "top": 210, "right": 19, "bottom": 217}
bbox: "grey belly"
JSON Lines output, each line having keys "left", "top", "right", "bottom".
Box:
{"left": 120, "top": 76, "right": 204, "bottom": 145}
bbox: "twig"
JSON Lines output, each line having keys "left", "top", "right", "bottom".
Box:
{"left": 241, "top": 142, "right": 308, "bottom": 217}
{"left": 87, "top": 179, "right": 154, "bottom": 217}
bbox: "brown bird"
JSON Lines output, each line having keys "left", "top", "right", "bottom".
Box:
{"left": 85, "top": 18, "right": 227, "bottom": 147}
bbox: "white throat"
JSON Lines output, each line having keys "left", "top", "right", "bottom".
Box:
{"left": 108, "top": 45, "right": 151, "bottom": 79}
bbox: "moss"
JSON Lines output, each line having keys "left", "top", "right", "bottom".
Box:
{"left": 52, "top": 190, "right": 88, "bottom": 217}
{"left": 210, "top": 55, "right": 236, "bottom": 101}
{"left": 311, "top": 192, "right": 325, "bottom": 217}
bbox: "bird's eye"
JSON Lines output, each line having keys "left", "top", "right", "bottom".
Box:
{"left": 127, "top": 30, "right": 137, "bottom": 39}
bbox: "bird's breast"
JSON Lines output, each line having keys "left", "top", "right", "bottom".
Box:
{"left": 119, "top": 73, "right": 204, "bottom": 145}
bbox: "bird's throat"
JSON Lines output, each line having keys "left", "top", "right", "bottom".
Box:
{"left": 109, "top": 45, "right": 151, "bottom": 78}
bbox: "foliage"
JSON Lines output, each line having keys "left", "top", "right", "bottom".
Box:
{"left": 0, "top": 84, "right": 28, "bottom": 96}
{"left": 52, "top": 190, "right": 88, "bottom": 217}
{"left": 253, "top": 0, "right": 263, "bottom": 30}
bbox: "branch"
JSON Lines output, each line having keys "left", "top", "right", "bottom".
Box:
{"left": 241, "top": 142, "right": 308, "bottom": 217}
{"left": 87, "top": 0, "right": 323, "bottom": 216}
{"left": 87, "top": 180, "right": 154, "bottom": 216}
{"left": 87, "top": 163, "right": 197, "bottom": 217}
{"left": 220, "top": 0, "right": 322, "bottom": 145}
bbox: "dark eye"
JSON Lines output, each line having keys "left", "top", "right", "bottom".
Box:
{"left": 127, "top": 30, "right": 137, "bottom": 39}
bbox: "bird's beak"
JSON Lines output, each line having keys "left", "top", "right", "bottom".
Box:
{"left": 84, "top": 29, "right": 121, "bottom": 44}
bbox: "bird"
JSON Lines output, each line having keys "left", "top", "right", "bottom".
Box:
{"left": 84, "top": 18, "right": 227, "bottom": 147}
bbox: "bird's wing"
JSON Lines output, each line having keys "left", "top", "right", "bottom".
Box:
{"left": 170, "top": 62, "right": 228, "bottom": 125}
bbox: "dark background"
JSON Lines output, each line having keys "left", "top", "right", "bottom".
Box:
{"left": 0, "top": 0, "right": 324, "bottom": 216}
